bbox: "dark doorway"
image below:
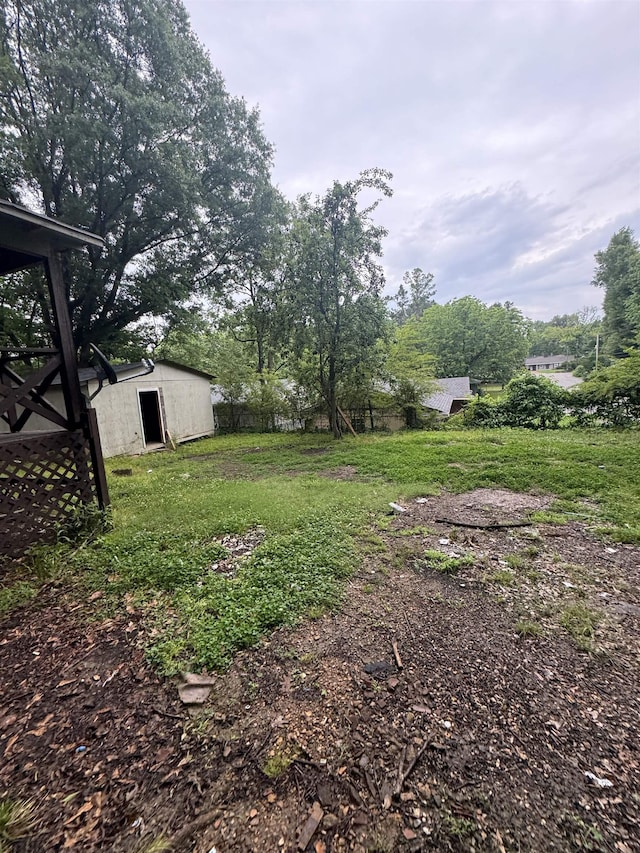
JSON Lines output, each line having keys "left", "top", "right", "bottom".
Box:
{"left": 138, "top": 390, "right": 164, "bottom": 444}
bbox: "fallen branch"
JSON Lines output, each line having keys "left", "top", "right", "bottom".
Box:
{"left": 435, "top": 517, "right": 533, "bottom": 530}
{"left": 166, "top": 806, "right": 222, "bottom": 850}
{"left": 391, "top": 641, "right": 403, "bottom": 671}
{"left": 151, "top": 706, "right": 183, "bottom": 721}
{"left": 402, "top": 610, "right": 415, "bottom": 640}
{"left": 394, "top": 742, "right": 429, "bottom": 796}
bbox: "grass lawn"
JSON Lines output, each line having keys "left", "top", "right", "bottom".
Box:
{"left": 4, "top": 428, "right": 639, "bottom": 672}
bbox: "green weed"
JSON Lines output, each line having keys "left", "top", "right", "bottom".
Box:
{"left": 0, "top": 798, "right": 38, "bottom": 843}
{"left": 516, "top": 620, "right": 544, "bottom": 637}
{"left": 522, "top": 545, "right": 540, "bottom": 558}
{"left": 486, "top": 569, "right": 515, "bottom": 586}
{"left": 561, "top": 604, "right": 601, "bottom": 650}
{"left": 422, "top": 549, "right": 473, "bottom": 575}
{"left": 262, "top": 745, "right": 299, "bottom": 779}
{"left": 391, "top": 525, "right": 435, "bottom": 537}
{"left": 443, "top": 814, "right": 476, "bottom": 839}
{"left": 506, "top": 554, "right": 526, "bottom": 569}
{"left": 530, "top": 510, "right": 568, "bottom": 525}
{"left": 0, "top": 581, "right": 37, "bottom": 616}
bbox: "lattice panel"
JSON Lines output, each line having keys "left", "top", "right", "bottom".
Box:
{"left": 0, "top": 431, "right": 97, "bottom": 557}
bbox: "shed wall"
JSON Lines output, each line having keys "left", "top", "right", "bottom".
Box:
{"left": 90, "top": 363, "right": 214, "bottom": 457}
{"left": 1, "top": 363, "right": 214, "bottom": 458}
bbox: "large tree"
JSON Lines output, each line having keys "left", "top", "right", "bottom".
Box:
{"left": 221, "top": 187, "right": 291, "bottom": 377}
{"left": 392, "top": 267, "right": 436, "bottom": 324}
{"left": 409, "top": 296, "right": 529, "bottom": 384}
{"left": 592, "top": 227, "right": 640, "bottom": 358}
{"left": 0, "top": 0, "right": 274, "bottom": 360}
{"left": 286, "top": 169, "right": 392, "bottom": 437}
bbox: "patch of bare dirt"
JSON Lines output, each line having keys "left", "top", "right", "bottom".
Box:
{"left": 319, "top": 466, "right": 358, "bottom": 481}
{"left": 1, "top": 491, "right": 639, "bottom": 853}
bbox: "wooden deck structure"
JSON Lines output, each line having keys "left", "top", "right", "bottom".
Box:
{"left": 0, "top": 201, "right": 109, "bottom": 557}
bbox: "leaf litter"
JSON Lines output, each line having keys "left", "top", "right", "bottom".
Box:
{"left": 1, "top": 489, "right": 639, "bottom": 852}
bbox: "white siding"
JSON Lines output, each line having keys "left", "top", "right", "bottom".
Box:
{"left": 90, "top": 362, "right": 214, "bottom": 457}
{"left": 1, "top": 362, "right": 214, "bottom": 458}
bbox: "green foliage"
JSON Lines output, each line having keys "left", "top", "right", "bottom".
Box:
{"left": 0, "top": 798, "right": 38, "bottom": 843}
{"left": 0, "top": 581, "right": 37, "bottom": 616}
{"left": 385, "top": 320, "right": 437, "bottom": 425}
{"left": 286, "top": 168, "right": 393, "bottom": 437}
{"left": 486, "top": 569, "right": 515, "bottom": 585}
{"left": 573, "top": 347, "right": 640, "bottom": 426}
{"left": 94, "top": 532, "right": 228, "bottom": 591}
{"left": 516, "top": 620, "right": 544, "bottom": 637}
{"left": 464, "top": 373, "right": 568, "bottom": 429}
{"left": 245, "top": 371, "right": 290, "bottom": 432}
{"left": 560, "top": 604, "right": 601, "bottom": 650}
{"left": 405, "top": 296, "right": 529, "bottom": 384}
{"left": 158, "top": 514, "right": 355, "bottom": 671}
{"left": 462, "top": 396, "right": 505, "bottom": 428}
{"left": 262, "top": 745, "right": 299, "bottom": 779}
{"left": 499, "top": 372, "right": 568, "bottom": 429}
{"left": 0, "top": 0, "right": 274, "bottom": 358}
{"left": 422, "top": 550, "right": 473, "bottom": 575}
{"left": 592, "top": 227, "right": 640, "bottom": 358}
{"left": 391, "top": 267, "right": 436, "bottom": 324}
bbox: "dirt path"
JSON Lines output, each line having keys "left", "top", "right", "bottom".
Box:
{"left": 1, "top": 490, "right": 639, "bottom": 852}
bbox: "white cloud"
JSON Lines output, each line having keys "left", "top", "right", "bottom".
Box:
{"left": 185, "top": 0, "right": 640, "bottom": 318}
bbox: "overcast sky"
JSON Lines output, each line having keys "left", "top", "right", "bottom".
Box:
{"left": 184, "top": 0, "right": 640, "bottom": 320}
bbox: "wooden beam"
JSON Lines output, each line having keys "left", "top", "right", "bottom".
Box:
{"left": 336, "top": 404, "right": 358, "bottom": 438}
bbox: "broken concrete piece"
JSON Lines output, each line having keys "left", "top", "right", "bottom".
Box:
{"left": 178, "top": 684, "right": 211, "bottom": 705}
{"left": 181, "top": 672, "right": 217, "bottom": 686}
{"left": 177, "top": 672, "right": 216, "bottom": 705}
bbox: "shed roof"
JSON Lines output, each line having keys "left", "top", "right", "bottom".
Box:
{"left": 67, "top": 359, "right": 212, "bottom": 385}
{"left": 0, "top": 200, "right": 104, "bottom": 275}
{"left": 423, "top": 376, "right": 472, "bottom": 415}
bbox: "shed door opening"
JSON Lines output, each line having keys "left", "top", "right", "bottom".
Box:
{"left": 139, "top": 390, "right": 164, "bottom": 445}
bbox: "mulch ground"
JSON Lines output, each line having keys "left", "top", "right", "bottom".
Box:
{"left": 1, "top": 489, "right": 639, "bottom": 852}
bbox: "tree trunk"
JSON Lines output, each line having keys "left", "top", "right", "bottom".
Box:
{"left": 328, "top": 357, "right": 341, "bottom": 438}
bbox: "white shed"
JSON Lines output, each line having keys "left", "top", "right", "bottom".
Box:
{"left": 87, "top": 360, "right": 214, "bottom": 457}
{"left": 1, "top": 359, "right": 215, "bottom": 458}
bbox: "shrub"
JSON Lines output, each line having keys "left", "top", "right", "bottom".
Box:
{"left": 572, "top": 349, "right": 640, "bottom": 426}
{"left": 463, "top": 396, "right": 504, "bottom": 428}
{"left": 499, "top": 372, "right": 568, "bottom": 429}
{"left": 464, "top": 373, "right": 567, "bottom": 429}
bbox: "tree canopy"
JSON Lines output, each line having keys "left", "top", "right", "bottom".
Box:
{"left": 592, "top": 227, "right": 640, "bottom": 358}
{"left": 0, "top": 0, "right": 274, "bottom": 360}
{"left": 527, "top": 308, "right": 602, "bottom": 372}
{"left": 391, "top": 268, "right": 436, "bottom": 324}
{"left": 286, "top": 169, "right": 392, "bottom": 437}
{"left": 402, "top": 296, "right": 528, "bottom": 384}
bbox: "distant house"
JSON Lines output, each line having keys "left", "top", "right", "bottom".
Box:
{"left": 525, "top": 355, "right": 571, "bottom": 371}
{"left": 423, "top": 376, "right": 475, "bottom": 416}
{"left": 2, "top": 359, "right": 215, "bottom": 457}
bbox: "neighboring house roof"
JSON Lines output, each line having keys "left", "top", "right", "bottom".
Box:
{"left": 423, "top": 376, "right": 472, "bottom": 415}
{"left": 525, "top": 355, "right": 571, "bottom": 367}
